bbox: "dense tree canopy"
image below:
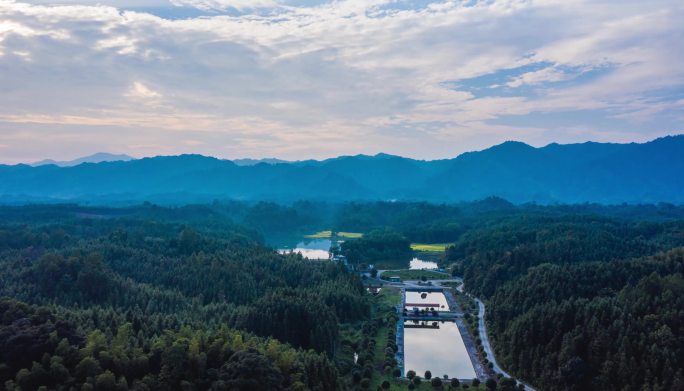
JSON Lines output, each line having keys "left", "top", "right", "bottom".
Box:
{"left": 446, "top": 215, "right": 684, "bottom": 391}
{"left": 340, "top": 229, "right": 412, "bottom": 268}
{"left": 0, "top": 209, "right": 369, "bottom": 390}
{"left": 3, "top": 201, "right": 684, "bottom": 390}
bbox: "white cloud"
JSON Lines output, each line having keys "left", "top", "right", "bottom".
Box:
{"left": 507, "top": 67, "right": 569, "bottom": 88}
{"left": 127, "top": 82, "right": 161, "bottom": 100}
{"left": 169, "top": 0, "right": 279, "bottom": 11}
{"left": 0, "top": 0, "right": 682, "bottom": 163}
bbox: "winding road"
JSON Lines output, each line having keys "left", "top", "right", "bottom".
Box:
{"left": 474, "top": 298, "right": 537, "bottom": 391}
{"left": 376, "top": 272, "right": 537, "bottom": 390}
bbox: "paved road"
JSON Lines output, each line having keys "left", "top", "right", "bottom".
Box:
{"left": 372, "top": 273, "right": 536, "bottom": 389}
{"left": 386, "top": 276, "right": 537, "bottom": 390}
{"left": 475, "top": 298, "right": 537, "bottom": 391}
{"left": 475, "top": 299, "right": 508, "bottom": 376}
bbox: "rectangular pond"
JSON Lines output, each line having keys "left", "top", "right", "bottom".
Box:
{"left": 403, "top": 320, "right": 476, "bottom": 380}
{"left": 404, "top": 290, "right": 450, "bottom": 311}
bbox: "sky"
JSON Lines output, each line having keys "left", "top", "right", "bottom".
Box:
{"left": 0, "top": 0, "right": 683, "bottom": 163}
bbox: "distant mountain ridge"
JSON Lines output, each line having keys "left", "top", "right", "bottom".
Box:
{"left": 4, "top": 135, "right": 684, "bottom": 204}
{"left": 232, "top": 158, "right": 290, "bottom": 166}
{"left": 30, "top": 153, "right": 292, "bottom": 168}
{"left": 32, "top": 152, "right": 135, "bottom": 167}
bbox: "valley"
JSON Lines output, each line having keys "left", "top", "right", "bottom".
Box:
{"left": 1, "top": 200, "right": 683, "bottom": 390}
{"left": 4, "top": 0, "right": 682, "bottom": 389}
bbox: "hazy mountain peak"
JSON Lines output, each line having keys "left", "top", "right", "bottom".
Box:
{"left": 489, "top": 140, "right": 535, "bottom": 151}
{"left": 373, "top": 153, "right": 402, "bottom": 159}
{"left": 32, "top": 152, "right": 135, "bottom": 167}
{"left": 232, "top": 158, "right": 290, "bottom": 166}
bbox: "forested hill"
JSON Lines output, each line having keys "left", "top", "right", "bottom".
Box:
{"left": 1, "top": 202, "right": 684, "bottom": 390}
{"left": 0, "top": 213, "right": 369, "bottom": 390}
{"left": 446, "top": 215, "right": 684, "bottom": 390}
{"left": 1, "top": 135, "right": 683, "bottom": 205}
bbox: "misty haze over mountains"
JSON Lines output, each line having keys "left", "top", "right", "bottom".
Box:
{"left": 32, "top": 152, "right": 135, "bottom": 167}
{"left": 2, "top": 135, "right": 683, "bottom": 205}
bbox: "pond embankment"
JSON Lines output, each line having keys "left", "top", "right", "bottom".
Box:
{"left": 396, "top": 286, "right": 485, "bottom": 382}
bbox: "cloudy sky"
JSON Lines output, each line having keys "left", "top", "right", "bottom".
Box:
{"left": 0, "top": 0, "right": 682, "bottom": 163}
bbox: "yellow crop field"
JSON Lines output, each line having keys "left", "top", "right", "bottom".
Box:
{"left": 410, "top": 243, "right": 450, "bottom": 252}
{"left": 305, "top": 231, "right": 363, "bottom": 239}
{"left": 305, "top": 230, "right": 333, "bottom": 238}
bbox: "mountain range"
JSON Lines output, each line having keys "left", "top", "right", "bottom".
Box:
{"left": 2, "top": 135, "right": 683, "bottom": 205}
{"left": 32, "top": 152, "right": 135, "bottom": 167}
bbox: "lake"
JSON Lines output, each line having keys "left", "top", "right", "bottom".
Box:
{"left": 409, "top": 257, "right": 438, "bottom": 270}
{"left": 403, "top": 320, "right": 476, "bottom": 380}
{"left": 404, "top": 290, "right": 450, "bottom": 311}
{"left": 277, "top": 239, "right": 331, "bottom": 260}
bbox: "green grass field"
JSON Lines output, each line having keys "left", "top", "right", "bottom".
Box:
{"left": 383, "top": 269, "right": 450, "bottom": 281}
{"left": 338, "top": 231, "right": 363, "bottom": 238}
{"left": 305, "top": 230, "right": 363, "bottom": 239}
{"left": 376, "top": 286, "right": 402, "bottom": 308}
{"left": 305, "top": 230, "right": 333, "bottom": 238}
{"left": 410, "top": 243, "right": 451, "bottom": 252}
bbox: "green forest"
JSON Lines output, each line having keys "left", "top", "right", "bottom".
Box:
{"left": 0, "top": 207, "right": 368, "bottom": 390}
{"left": 446, "top": 215, "right": 684, "bottom": 390}
{"left": 1, "top": 201, "right": 684, "bottom": 390}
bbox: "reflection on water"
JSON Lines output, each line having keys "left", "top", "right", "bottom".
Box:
{"left": 403, "top": 321, "right": 476, "bottom": 380}
{"left": 404, "top": 291, "right": 450, "bottom": 311}
{"left": 278, "top": 239, "right": 331, "bottom": 260}
{"left": 410, "top": 257, "right": 439, "bottom": 270}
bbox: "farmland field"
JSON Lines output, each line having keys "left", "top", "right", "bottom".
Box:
{"left": 410, "top": 243, "right": 450, "bottom": 252}
{"left": 305, "top": 230, "right": 363, "bottom": 239}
